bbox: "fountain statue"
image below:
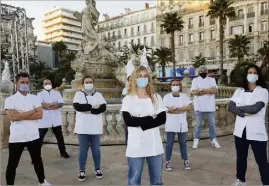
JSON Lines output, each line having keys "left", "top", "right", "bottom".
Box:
{"left": 121, "top": 54, "right": 136, "bottom": 96}
{"left": 0, "top": 61, "right": 13, "bottom": 94}
{"left": 140, "top": 46, "right": 152, "bottom": 73}
{"left": 72, "top": 0, "right": 117, "bottom": 88}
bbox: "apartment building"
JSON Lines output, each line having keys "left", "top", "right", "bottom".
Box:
{"left": 97, "top": 3, "right": 157, "bottom": 51}
{"left": 157, "top": 0, "right": 268, "bottom": 76}
{"left": 42, "top": 7, "right": 82, "bottom": 51}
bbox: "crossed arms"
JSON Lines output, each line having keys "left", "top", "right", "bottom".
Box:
{"left": 228, "top": 101, "right": 265, "bottom": 117}
{"left": 192, "top": 87, "right": 217, "bottom": 96}
{"left": 167, "top": 105, "right": 192, "bottom": 114}
{"left": 42, "top": 103, "right": 64, "bottom": 110}
{"left": 6, "top": 106, "right": 43, "bottom": 122}
{"left": 73, "top": 102, "right": 107, "bottom": 115}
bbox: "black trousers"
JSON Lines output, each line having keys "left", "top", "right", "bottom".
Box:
{"left": 235, "top": 128, "right": 269, "bottom": 185}
{"left": 6, "top": 139, "right": 45, "bottom": 185}
{"left": 39, "top": 125, "right": 66, "bottom": 155}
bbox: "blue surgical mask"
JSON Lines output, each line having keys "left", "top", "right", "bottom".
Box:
{"left": 247, "top": 74, "right": 258, "bottom": 83}
{"left": 84, "top": 83, "right": 93, "bottom": 91}
{"left": 18, "top": 84, "right": 29, "bottom": 92}
{"left": 136, "top": 78, "right": 148, "bottom": 88}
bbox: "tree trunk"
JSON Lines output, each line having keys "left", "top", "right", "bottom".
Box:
{"left": 219, "top": 18, "right": 224, "bottom": 85}
{"left": 171, "top": 32, "right": 176, "bottom": 79}
{"left": 162, "top": 65, "right": 166, "bottom": 78}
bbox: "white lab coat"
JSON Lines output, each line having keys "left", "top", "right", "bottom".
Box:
{"left": 231, "top": 86, "right": 268, "bottom": 141}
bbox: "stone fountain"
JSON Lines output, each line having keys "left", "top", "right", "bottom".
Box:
{"left": 65, "top": 0, "right": 124, "bottom": 103}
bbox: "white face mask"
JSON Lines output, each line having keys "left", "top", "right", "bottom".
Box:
{"left": 247, "top": 74, "right": 258, "bottom": 83}
{"left": 171, "top": 86, "right": 180, "bottom": 93}
{"left": 44, "top": 84, "right": 52, "bottom": 91}
{"left": 84, "top": 83, "right": 94, "bottom": 91}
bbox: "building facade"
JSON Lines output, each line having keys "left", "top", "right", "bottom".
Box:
{"left": 156, "top": 0, "right": 268, "bottom": 77}
{"left": 37, "top": 41, "right": 56, "bottom": 68}
{"left": 42, "top": 7, "right": 82, "bottom": 51}
{"left": 97, "top": 3, "right": 157, "bottom": 50}
{"left": 1, "top": 3, "right": 37, "bottom": 72}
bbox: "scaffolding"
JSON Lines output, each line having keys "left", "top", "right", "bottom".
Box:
{"left": 1, "top": 3, "right": 30, "bottom": 83}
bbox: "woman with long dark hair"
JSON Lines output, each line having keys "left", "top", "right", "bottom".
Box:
{"left": 228, "top": 64, "right": 269, "bottom": 185}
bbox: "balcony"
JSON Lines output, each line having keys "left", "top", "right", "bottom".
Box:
{"left": 261, "top": 9, "right": 268, "bottom": 15}
{"left": 210, "top": 19, "right": 216, "bottom": 25}
{"left": 199, "top": 22, "right": 204, "bottom": 27}
{"left": 131, "top": 32, "right": 135, "bottom": 37}
{"left": 188, "top": 41, "right": 193, "bottom": 45}
{"left": 179, "top": 42, "right": 183, "bottom": 46}
{"left": 143, "top": 29, "right": 148, "bottom": 34}
{"left": 199, "top": 40, "right": 204, "bottom": 43}
{"left": 137, "top": 31, "right": 141, "bottom": 36}
{"left": 247, "top": 12, "right": 255, "bottom": 18}
{"left": 118, "top": 35, "right": 122, "bottom": 39}
{"left": 150, "top": 28, "right": 156, "bottom": 33}
{"left": 210, "top": 38, "right": 216, "bottom": 41}
{"left": 230, "top": 14, "right": 244, "bottom": 21}
{"left": 188, "top": 24, "right": 194, "bottom": 29}
{"left": 124, "top": 34, "right": 128, "bottom": 38}
{"left": 150, "top": 42, "right": 156, "bottom": 46}
{"left": 111, "top": 36, "right": 117, "bottom": 41}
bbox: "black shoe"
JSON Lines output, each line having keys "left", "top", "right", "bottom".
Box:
{"left": 95, "top": 169, "right": 103, "bottom": 179}
{"left": 78, "top": 171, "right": 86, "bottom": 182}
{"left": 61, "top": 152, "right": 70, "bottom": 158}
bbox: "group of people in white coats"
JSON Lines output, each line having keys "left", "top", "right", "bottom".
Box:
{"left": 4, "top": 63, "right": 268, "bottom": 185}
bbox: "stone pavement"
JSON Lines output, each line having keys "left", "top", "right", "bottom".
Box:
{"left": 1, "top": 136, "right": 263, "bottom": 185}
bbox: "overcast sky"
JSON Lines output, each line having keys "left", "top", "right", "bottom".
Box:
{"left": 2, "top": 0, "right": 156, "bottom": 39}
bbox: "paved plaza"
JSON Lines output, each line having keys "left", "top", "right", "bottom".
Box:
{"left": 1, "top": 136, "right": 263, "bottom": 185}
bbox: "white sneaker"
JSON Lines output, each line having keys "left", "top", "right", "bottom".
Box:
{"left": 184, "top": 160, "right": 191, "bottom": 170}
{"left": 211, "top": 139, "right": 221, "bottom": 148}
{"left": 232, "top": 179, "right": 246, "bottom": 186}
{"left": 39, "top": 180, "right": 51, "bottom": 185}
{"left": 192, "top": 139, "right": 199, "bottom": 149}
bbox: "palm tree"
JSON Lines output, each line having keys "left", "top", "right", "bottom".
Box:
{"left": 192, "top": 54, "right": 206, "bottom": 69}
{"left": 29, "top": 61, "right": 52, "bottom": 79}
{"left": 257, "top": 40, "right": 269, "bottom": 88}
{"left": 130, "top": 43, "right": 140, "bottom": 55}
{"left": 153, "top": 47, "right": 172, "bottom": 77}
{"left": 228, "top": 34, "right": 250, "bottom": 63}
{"left": 207, "top": 0, "right": 235, "bottom": 84}
{"left": 52, "top": 41, "right": 67, "bottom": 67}
{"left": 161, "top": 12, "right": 184, "bottom": 79}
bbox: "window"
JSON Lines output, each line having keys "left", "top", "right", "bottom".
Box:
{"left": 124, "top": 41, "right": 128, "bottom": 46}
{"left": 199, "top": 32, "right": 204, "bottom": 41}
{"left": 144, "top": 24, "right": 147, "bottom": 33}
{"left": 231, "top": 25, "right": 244, "bottom": 35}
{"left": 189, "top": 50, "right": 194, "bottom": 59}
{"left": 179, "top": 35, "right": 183, "bottom": 44}
{"left": 210, "top": 30, "right": 215, "bottom": 39}
{"left": 138, "top": 38, "right": 140, "bottom": 45}
{"left": 124, "top": 29, "right": 127, "bottom": 36}
{"left": 108, "top": 32, "right": 111, "bottom": 39}
{"left": 247, "top": 6, "right": 254, "bottom": 13}
{"left": 137, "top": 14, "right": 140, "bottom": 23}
{"left": 189, "top": 33, "right": 193, "bottom": 42}
{"left": 131, "top": 27, "right": 134, "bottom": 35}
{"left": 261, "top": 21, "right": 267, "bottom": 31}
{"left": 137, "top": 26, "right": 140, "bottom": 31}
{"left": 151, "top": 22, "right": 155, "bottom": 30}
{"left": 161, "top": 38, "right": 165, "bottom": 46}
{"left": 144, "top": 37, "right": 147, "bottom": 45}
{"left": 199, "top": 16, "right": 204, "bottom": 26}
{"left": 249, "top": 24, "right": 253, "bottom": 32}
{"left": 210, "top": 48, "right": 216, "bottom": 59}
{"left": 118, "top": 30, "right": 121, "bottom": 36}
{"left": 131, "top": 39, "right": 134, "bottom": 44}
{"left": 238, "top": 9, "right": 243, "bottom": 16}
{"left": 189, "top": 18, "right": 193, "bottom": 25}
{"left": 261, "top": 2, "right": 267, "bottom": 11}
{"left": 118, "top": 42, "right": 121, "bottom": 50}
{"left": 151, "top": 36, "right": 155, "bottom": 45}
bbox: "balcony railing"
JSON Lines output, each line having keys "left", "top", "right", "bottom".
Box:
{"left": 247, "top": 12, "right": 255, "bottom": 18}
{"left": 179, "top": 42, "right": 183, "bottom": 46}
{"left": 150, "top": 28, "right": 156, "bottom": 33}
{"left": 150, "top": 42, "right": 155, "bottom": 46}
{"left": 199, "top": 40, "right": 204, "bottom": 43}
{"left": 210, "top": 38, "right": 216, "bottom": 41}
{"left": 118, "top": 35, "right": 122, "bottom": 39}
{"left": 137, "top": 31, "right": 141, "bottom": 36}
{"left": 230, "top": 14, "right": 244, "bottom": 21}
{"left": 131, "top": 32, "right": 135, "bottom": 37}
{"left": 210, "top": 19, "right": 216, "bottom": 25}
{"left": 188, "top": 24, "right": 194, "bottom": 29}
{"left": 199, "top": 22, "right": 204, "bottom": 27}
{"left": 261, "top": 9, "right": 268, "bottom": 15}
{"left": 188, "top": 41, "right": 193, "bottom": 45}
{"left": 143, "top": 29, "right": 148, "bottom": 34}
{"left": 124, "top": 34, "right": 128, "bottom": 38}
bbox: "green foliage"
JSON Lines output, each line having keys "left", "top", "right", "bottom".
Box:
{"left": 257, "top": 40, "right": 269, "bottom": 88}
{"left": 230, "top": 60, "right": 254, "bottom": 87}
{"left": 161, "top": 13, "right": 184, "bottom": 34}
{"left": 228, "top": 34, "right": 250, "bottom": 62}
{"left": 192, "top": 54, "right": 206, "bottom": 69}
{"left": 115, "top": 45, "right": 130, "bottom": 66}
{"left": 130, "top": 43, "right": 140, "bottom": 55}
{"left": 153, "top": 47, "right": 172, "bottom": 77}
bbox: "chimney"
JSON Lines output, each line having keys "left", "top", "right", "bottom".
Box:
{"left": 145, "top": 3, "right": 149, "bottom": 9}
{"left": 124, "top": 8, "right": 131, "bottom": 14}
{"left": 103, "top": 14, "right": 110, "bottom": 21}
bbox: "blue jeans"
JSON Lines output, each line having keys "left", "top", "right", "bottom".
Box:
{"left": 194, "top": 111, "right": 216, "bottom": 141}
{"left": 165, "top": 132, "right": 188, "bottom": 161}
{"left": 127, "top": 154, "right": 163, "bottom": 185}
{"left": 77, "top": 134, "right": 101, "bottom": 171}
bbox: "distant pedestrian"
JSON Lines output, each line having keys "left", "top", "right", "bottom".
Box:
{"left": 164, "top": 80, "right": 192, "bottom": 171}
{"left": 4, "top": 73, "right": 50, "bottom": 185}
{"left": 73, "top": 76, "right": 107, "bottom": 182}
{"left": 190, "top": 65, "right": 221, "bottom": 149}
{"left": 121, "top": 66, "right": 167, "bottom": 185}
{"left": 228, "top": 64, "right": 269, "bottom": 185}
{"left": 37, "top": 79, "right": 69, "bottom": 159}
